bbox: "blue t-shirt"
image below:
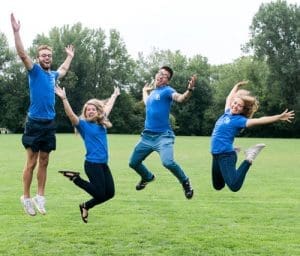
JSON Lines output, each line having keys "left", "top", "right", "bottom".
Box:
{"left": 75, "top": 119, "right": 108, "bottom": 163}
{"left": 211, "top": 109, "right": 247, "bottom": 154}
{"left": 28, "top": 64, "right": 59, "bottom": 120}
{"left": 144, "top": 85, "right": 175, "bottom": 132}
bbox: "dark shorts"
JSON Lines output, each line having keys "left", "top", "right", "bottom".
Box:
{"left": 22, "top": 117, "right": 56, "bottom": 153}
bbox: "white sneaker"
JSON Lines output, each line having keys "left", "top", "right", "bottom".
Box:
{"left": 20, "top": 196, "right": 36, "bottom": 216}
{"left": 32, "top": 195, "right": 46, "bottom": 215}
{"left": 244, "top": 143, "right": 266, "bottom": 163}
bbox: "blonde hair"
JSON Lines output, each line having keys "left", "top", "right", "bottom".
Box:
{"left": 80, "top": 99, "right": 112, "bottom": 128}
{"left": 236, "top": 89, "right": 251, "bottom": 97}
{"left": 37, "top": 45, "right": 53, "bottom": 57}
{"left": 238, "top": 94, "right": 259, "bottom": 118}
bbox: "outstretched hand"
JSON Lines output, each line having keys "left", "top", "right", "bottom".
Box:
{"left": 11, "top": 13, "right": 20, "bottom": 33}
{"left": 279, "top": 109, "right": 295, "bottom": 123}
{"left": 55, "top": 84, "right": 67, "bottom": 100}
{"left": 187, "top": 75, "right": 197, "bottom": 90}
{"left": 65, "top": 45, "right": 75, "bottom": 58}
{"left": 143, "top": 82, "right": 154, "bottom": 93}
{"left": 113, "top": 86, "right": 120, "bottom": 97}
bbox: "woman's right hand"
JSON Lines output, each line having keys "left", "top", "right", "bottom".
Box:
{"left": 55, "top": 84, "right": 67, "bottom": 100}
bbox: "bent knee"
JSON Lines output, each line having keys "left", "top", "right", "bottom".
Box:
{"left": 129, "top": 161, "right": 137, "bottom": 169}
{"left": 162, "top": 160, "right": 176, "bottom": 169}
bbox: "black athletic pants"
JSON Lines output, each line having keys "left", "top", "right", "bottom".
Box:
{"left": 73, "top": 160, "right": 115, "bottom": 209}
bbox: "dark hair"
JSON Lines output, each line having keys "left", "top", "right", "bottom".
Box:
{"left": 160, "top": 66, "right": 173, "bottom": 80}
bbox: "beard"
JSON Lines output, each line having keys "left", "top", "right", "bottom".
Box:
{"left": 39, "top": 61, "right": 51, "bottom": 71}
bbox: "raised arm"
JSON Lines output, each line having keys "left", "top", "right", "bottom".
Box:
{"left": 57, "top": 45, "right": 75, "bottom": 79}
{"left": 55, "top": 85, "right": 79, "bottom": 125}
{"left": 246, "top": 109, "right": 295, "bottom": 128}
{"left": 142, "top": 82, "right": 155, "bottom": 104}
{"left": 11, "top": 13, "right": 33, "bottom": 70}
{"left": 172, "top": 75, "right": 197, "bottom": 103}
{"left": 104, "top": 86, "right": 120, "bottom": 117}
{"left": 225, "top": 81, "right": 248, "bottom": 110}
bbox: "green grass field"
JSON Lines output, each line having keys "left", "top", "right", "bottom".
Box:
{"left": 0, "top": 134, "right": 299, "bottom": 256}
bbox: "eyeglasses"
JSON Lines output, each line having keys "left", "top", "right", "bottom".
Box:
{"left": 156, "top": 71, "right": 170, "bottom": 79}
{"left": 39, "top": 54, "right": 52, "bottom": 58}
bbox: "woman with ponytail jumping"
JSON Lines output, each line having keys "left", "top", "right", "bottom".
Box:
{"left": 55, "top": 85, "right": 120, "bottom": 223}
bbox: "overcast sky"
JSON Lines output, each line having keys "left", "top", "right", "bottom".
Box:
{"left": 1, "top": 0, "right": 298, "bottom": 65}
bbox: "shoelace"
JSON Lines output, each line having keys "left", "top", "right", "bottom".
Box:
{"left": 183, "top": 182, "right": 192, "bottom": 191}
{"left": 247, "top": 149, "right": 258, "bottom": 157}
{"left": 36, "top": 198, "right": 45, "bottom": 207}
{"left": 24, "top": 199, "right": 33, "bottom": 209}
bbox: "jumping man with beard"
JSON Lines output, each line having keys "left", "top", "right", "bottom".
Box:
{"left": 11, "top": 13, "right": 75, "bottom": 216}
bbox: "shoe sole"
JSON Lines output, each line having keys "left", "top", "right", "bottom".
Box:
{"left": 185, "top": 190, "right": 194, "bottom": 199}
{"left": 58, "top": 170, "right": 80, "bottom": 175}
{"left": 244, "top": 144, "right": 266, "bottom": 163}
{"left": 79, "top": 204, "right": 88, "bottom": 223}
{"left": 136, "top": 175, "right": 155, "bottom": 190}
{"left": 244, "top": 144, "right": 266, "bottom": 153}
{"left": 32, "top": 199, "right": 46, "bottom": 215}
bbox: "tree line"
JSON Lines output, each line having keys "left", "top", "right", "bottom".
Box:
{"left": 0, "top": 1, "right": 299, "bottom": 137}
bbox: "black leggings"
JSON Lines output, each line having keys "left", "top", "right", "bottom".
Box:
{"left": 73, "top": 161, "right": 115, "bottom": 210}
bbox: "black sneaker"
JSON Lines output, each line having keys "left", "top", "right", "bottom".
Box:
{"left": 182, "top": 179, "right": 194, "bottom": 199}
{"left": 136, "top": 175, "right": 155, "bottom": 190}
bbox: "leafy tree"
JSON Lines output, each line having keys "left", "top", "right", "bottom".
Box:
{"left": 1, "top": 62, "right": 28, "bottom": 132}
{"left": 0, "top": 32, "right": 23, "bottom": 131}
{"left": 245, "top": 0, "right": 300, "bottom": 136}
{"left": 0, "top": 33, "right": 13, "bottom": 70}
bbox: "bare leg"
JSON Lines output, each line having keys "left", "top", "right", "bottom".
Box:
{"left": 36, "top": 151, "right": 50, "bottom": 196}
{"left": 23, "top": 148, "right": 38, "bottom": 198}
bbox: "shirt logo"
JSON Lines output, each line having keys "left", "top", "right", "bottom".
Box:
{"left": 224, "top": 116, "right": 230, "bottom": 124}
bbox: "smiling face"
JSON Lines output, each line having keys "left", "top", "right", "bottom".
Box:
{"left": 230, "top": 97, "right": 245, "bottom": 115}
{"left": 37, "top": 49, "right": 53, "bottom": 71}
{"left": 155, "top": 68, "right": 170, "bottom": 87}
{"left": 85, "top": 104, "right": 98, "bottom": 119}
{"left": 81, "top": 99, "right": 112, "bottom": 128}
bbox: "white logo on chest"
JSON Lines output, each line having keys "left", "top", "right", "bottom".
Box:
{"left": 224, "top": 116, "right": 230, "bottom": 124}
